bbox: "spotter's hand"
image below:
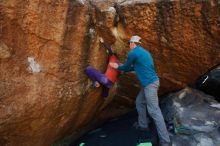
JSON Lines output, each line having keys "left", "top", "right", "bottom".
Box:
{"left": 109, "top": 63, "right": 119, "bottom": 69}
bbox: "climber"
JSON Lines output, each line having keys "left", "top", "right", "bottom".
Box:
{"left": 85, "top": 38, "right": 120, "bottom": 97}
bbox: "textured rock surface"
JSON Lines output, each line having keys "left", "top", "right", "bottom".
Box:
{"left": 0, "top": 41, "right": 11, "bottom": 59}
{"left": 161, "top": 87, "right": 220, "bottom": 146}
{"left": 0, "top": 0, "right": 220, "bottom": 145}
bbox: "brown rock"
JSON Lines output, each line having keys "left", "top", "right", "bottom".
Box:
{"left": 0, "top": 0, "right": 220, "bottom": 145}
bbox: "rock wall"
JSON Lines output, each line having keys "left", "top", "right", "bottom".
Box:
{"left": 0, "top": 0, "right": 219, "bottom": 145}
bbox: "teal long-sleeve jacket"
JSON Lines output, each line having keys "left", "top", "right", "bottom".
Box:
{"left": 118, "top": 46, "right": 159, "bottom": 87}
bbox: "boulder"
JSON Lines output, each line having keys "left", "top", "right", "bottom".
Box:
{"left": 195, "top": 63, "right": 220, "bottom": 102}
{"left": 161, "top": 87, "right": 220, "bottom": 146}
{"left": 0, "top": 0, "right": 220, "bottom": 145}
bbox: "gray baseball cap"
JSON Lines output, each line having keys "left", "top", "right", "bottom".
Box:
{"left": 129, "top": 35, "right": 141, "bottom": 43}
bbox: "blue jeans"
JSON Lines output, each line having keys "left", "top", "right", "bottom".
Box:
{"left": 136, "top": 80, "right": 170, "bottom": 143}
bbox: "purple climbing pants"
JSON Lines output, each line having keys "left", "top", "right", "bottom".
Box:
{"left": 85, "top": 66, "right": 113, "bottom": 97}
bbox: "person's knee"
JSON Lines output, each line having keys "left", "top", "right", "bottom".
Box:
{"left": 100, "top": 77, "right": 108, "bottom": 84}
{"left": 136, "top": 101, "right": 141, "bottom": 110}
{"left": 85, "top": 66, "right": 92, "bottom": 73}
{"left": 136, "top": 102, "right": 145, "bottom": 112}
{"left": 136, "top": 104, "right": 141, "bottom": 112}
{"left": 148, "top": 106, "right": 160, "bottom": 117}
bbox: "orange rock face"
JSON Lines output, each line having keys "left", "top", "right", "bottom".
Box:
{"left": 0, "top": 0, "right": 220, "bottom": 145}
